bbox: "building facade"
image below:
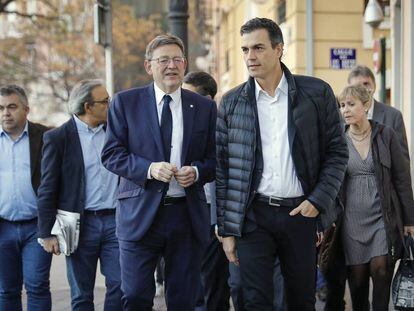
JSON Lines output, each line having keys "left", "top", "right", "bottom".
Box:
{"left": 210, "top": 0, "right": 392, "bottom": 96}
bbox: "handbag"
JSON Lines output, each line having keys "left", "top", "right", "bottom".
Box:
{"left": 318, "top": 218, "right": 343, "bottom": 275}
{"left": 392, "top": 234, "right": 414, "bottom": 310}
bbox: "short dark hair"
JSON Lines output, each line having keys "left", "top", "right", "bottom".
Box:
{"left": 348, "top": 65, "right": 376, "bottom": 85}
{"left": 183, "top": 71, "right": 217, "bottom": 99}
{"left": 145, "top": 34, "right": 185, "bottom": 60}
{"left": 240, "top": 17, "right": 284, "bottom": 48}
{"left": 0, "top": 84, "right": 28, "bottom": 106}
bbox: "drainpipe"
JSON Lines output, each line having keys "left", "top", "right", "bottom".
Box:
{"left": 306, "top": 0, "right": 314, "bottom": 76}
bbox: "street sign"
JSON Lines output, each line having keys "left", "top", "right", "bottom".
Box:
{"left": 330, "top": 48, "right": 356, "bottom": 70}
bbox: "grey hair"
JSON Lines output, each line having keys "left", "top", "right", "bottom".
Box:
{"left": 0, "top": 84, "right": 29, "bottom": 106}
{"left": 68, "top": 79, "right": 104, "bottom": 115}
{"left": 145, "top": 34, "right": 185, "bottom": 60}
{"left": 347, "top": 65, "right": 376, "bottom": 85}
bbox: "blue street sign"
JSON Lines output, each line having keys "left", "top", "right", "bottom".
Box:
{"left": 330, "top": 48, "right": 356, "bottom": 70}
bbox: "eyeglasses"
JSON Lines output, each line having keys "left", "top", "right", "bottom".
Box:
{"left": 93, "top": 97, "right": 111, "bottom": 105}
{"left": 150, "top": 56, "right": 185, "bottom": 66}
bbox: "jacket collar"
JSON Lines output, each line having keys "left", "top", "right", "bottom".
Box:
{"left": 241, "top": 62, "right": 297, "bottom": 105}
{"left": 240, "top": 62, "right": 298, "bottom": 149}
{"left": 345, "top": 119, "right": 381, "bottom": 139}
{"left": 372, "top": 99, "right": 385, "bottom": 123}
{"left": 28, "top": 121, "right": 41, "bottom": 179}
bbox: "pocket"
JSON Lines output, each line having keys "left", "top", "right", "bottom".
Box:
{"left": 118, "top": 187, "right": 142, "bottom": 200}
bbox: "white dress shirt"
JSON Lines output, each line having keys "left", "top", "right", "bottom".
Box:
{"left": 150, "top": 83, "right": 185, "bottom": 197}
{"left": 367, "top": 98, "right": 374, "bottom": 120}
{"left": 255, "top": 74, "right": 304, "bottom": 198}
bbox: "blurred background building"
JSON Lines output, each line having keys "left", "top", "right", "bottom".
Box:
{"left": 206, "top": 0, "right": 414, "bottom": 178}
{"left": 0, "top": 0, "right": 413, "bottom": 165}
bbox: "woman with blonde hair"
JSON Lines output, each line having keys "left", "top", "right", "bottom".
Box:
{"left": 338, "top": 85, "right": 414, "bottom": 310}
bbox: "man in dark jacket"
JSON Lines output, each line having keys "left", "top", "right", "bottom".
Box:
{"left": 348, "top": 65, "right": 409, "bottom": 160}
{"left": 216, "top": 18, "right": 348, "bottom": 310}
{"left": 37, "top": 80, "right": 122, "bottom": 310}
{"left": 0, "top": 85, "right": 52, "bottom": 310}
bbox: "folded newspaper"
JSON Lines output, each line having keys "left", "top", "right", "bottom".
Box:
{"left": 38, "top": 210, "right": 80, "bottom": 256}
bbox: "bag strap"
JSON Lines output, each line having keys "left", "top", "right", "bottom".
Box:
{"left": 403, "top": 233, "right": 414, "bottom": 260}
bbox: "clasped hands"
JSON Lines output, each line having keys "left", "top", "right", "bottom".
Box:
{"left": 150, "top": 162, "right": 196, "bottom": 187}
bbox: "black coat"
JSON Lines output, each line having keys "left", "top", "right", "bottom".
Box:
{"left": 216, "top": 64, "right": 349, "bottom": 237}
{"left": 28, "top": 121, "right": 49, "bottom": 194}
{"left": 366, "top": 121, "right": 413, "bottom": 261}
{"left": 372, "top": 100, "right": 409, "bottom": 162}
{"left": 37, "top": 118, "right": 86, "bottom": 238}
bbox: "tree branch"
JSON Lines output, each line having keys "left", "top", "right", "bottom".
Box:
{"left": 1, "top": 9, "right": 58, "bottom": 20}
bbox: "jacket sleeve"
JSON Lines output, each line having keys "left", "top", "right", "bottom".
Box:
{"left": 216, "top": 100, "right": 229, "bottom": 236}
{"left": 101, "top": 94, "right": 152, "bottom": 185}
{"left": 37, "top": 131, "right": 61, "bottom": 239}
{"left": 307, "top": 85, "right": 349, "bottom": 217}
{"left": 388, "top": 129, "right": 414, "bottom": 226}
{"left": 392, "top": 110, "right": 410, "bottom": 164}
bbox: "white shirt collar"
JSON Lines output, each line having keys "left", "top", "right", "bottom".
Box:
{"left": 254, "top": 73, "right": 288, "bottom": 102}
{"left": 73, "top": 115, "right": 104, "bottom": 133}
{"left": 0, "top": 121, "right": 29, "bottom": 138}
{"left": 153, "top": 83, "right": 181, "bottom": 106}
{"left": 367, "top": 97, "right": 375, "bottom": 120}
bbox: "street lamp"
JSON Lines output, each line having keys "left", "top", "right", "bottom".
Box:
{"left": 93, "top": 0, "right": 113, "bottom": 96}
{"left": 364, "top": 0, "right": 384, "bottom": 28}
{"left": 168, "top": 0, "right": 189, "bottom": 63}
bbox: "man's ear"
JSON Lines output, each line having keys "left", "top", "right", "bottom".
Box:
{"left": 83, "top": 102, "right": 91, "bottom": 113}
{"left": 24, "top": 104, "right": 30, "bottom": 117}
{"left": 144, "top": 60, "right": 153, "bottom": 75}
{"left": 276, "top": 43, "right": 284, "bottom": 59}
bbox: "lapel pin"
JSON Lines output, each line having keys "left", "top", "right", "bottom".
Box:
{"left": 190, "top": 104, "right": 194, "bottom": 108}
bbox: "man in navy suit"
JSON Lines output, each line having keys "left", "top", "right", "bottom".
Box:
{"left": 102, "top": 34, "right": 217, "bottom": 311}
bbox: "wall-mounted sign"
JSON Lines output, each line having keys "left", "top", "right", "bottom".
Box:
{"left": 330, "top": 48, "right": 356, "bottom": 70}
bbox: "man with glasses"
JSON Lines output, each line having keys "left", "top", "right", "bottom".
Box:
{"left": 102, "top": 34, "right": 216, "bottom": 310}
{"left": 37, "top": 79, "right": 122, "bottom": 310}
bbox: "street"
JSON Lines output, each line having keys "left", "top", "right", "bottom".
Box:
{"left": 21, "top": 253, "right": 395, "bottom": 310}
{"left": 20, "top": 254, "right": 329, "bottom": 311}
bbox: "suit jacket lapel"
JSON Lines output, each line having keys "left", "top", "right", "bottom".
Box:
{"left": 28, "top": 122, "right": 41, "bottom": 182}
{"left": 145, "top": 85, "right": 165, "bottom": 158}
{"left": 287, "top": 89, "right": 297, "bottom": 151}
{"left": 373, "top": 100, "right": 385, "bottom": 123}
{"left": 68, "top": 118, "right": 85, "bottom": 167}
{"left": 181, "top": 90, "right": 195, "bottom": 165}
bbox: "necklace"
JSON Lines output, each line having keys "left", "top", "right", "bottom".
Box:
{"left": 348, "top": 128, "right": 371, "bottom": 142}
{"left": 349, "top": 126, "right": 370, "bottom": 136}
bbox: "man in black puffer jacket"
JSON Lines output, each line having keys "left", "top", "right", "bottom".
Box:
{"left": 216, "top": 18, "right": 348, "bottom": 311}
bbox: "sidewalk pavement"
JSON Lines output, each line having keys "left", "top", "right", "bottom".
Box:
{"left": 22, "top": 254, "right": 341, "bottom": 310}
